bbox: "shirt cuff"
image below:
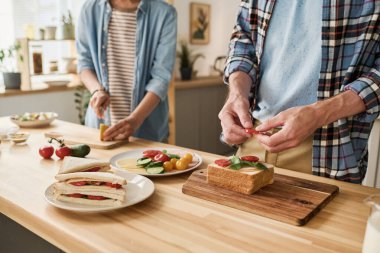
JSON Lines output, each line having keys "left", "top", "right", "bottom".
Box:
{"left": 145, "top": 78, "right": 168, "bottom": 101}
{"left": 344, "top": 78, "right": 380, "bottom": 122}
{"left": 224, "top": 58, "right": 257, "bottom": 85}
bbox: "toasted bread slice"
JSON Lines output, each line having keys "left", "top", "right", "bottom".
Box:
{"left": 207, "top": 163, "right": 274, "bottom": 194}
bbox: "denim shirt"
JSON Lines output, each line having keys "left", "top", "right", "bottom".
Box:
{"left": 76, "top": 0, "right": 177, "bottom": 142}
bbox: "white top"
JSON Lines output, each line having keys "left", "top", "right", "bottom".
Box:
{"left": 107, "top": 9, "right": 137, "bottom": 125}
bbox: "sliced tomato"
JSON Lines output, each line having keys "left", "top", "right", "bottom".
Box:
{"left": 84, "top": 167, "right": 101, "bottom": 172}
{"left": 214, "top": 159, "right": 231, "bottom": 167}
{"left": 104, "top": 182, "right": 122, "bottom": 189}
{"left": 66, "top": 193, "right": 84, "bottom": 198}
{"left": 70, "top": 181, "right": 87, "bottom": 186}
{"left": 241, "top": 155, "right": 259, "bottom": 162}
{"left": 153, "top": 153, "right": 170, "bottom": 162}
{"left": 87, "top": 195, "right": 107, "bottom": 200}
{"left": 245, "top": 128, "right": 260, "bottom": 135}
{"left": 142, "top": 150, "right": 162, "bottom": 159}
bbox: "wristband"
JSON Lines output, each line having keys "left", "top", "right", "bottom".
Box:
{"left": 91, "top": 87, "right": 107, "bottom": 97}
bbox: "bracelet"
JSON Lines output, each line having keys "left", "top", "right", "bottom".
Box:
{"left": 91, "top": 87, "right": 107, "bottom": 97}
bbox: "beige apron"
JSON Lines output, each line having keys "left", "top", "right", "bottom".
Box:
{"left": 237, "top": 121, "right": 313, "bottom": 174}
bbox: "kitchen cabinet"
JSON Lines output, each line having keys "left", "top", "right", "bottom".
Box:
{"left": 174, "top": 77, "right": 234, "bottom": 155}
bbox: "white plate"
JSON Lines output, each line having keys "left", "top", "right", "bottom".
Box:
{"left": 44, "top": 172, "right": 154, "bottom": 212}
{"left": 10, "top": 112, "right": 58, "bottom": 128}
{"left": 110, "top": 148, "right": 203, "bottom": 177}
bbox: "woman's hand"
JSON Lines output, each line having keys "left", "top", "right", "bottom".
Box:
{"left": 102, "top": 115, "right": 143, "bottom": 141}
{"left": 89, "top": 90, "right": 110, "bottom": 119}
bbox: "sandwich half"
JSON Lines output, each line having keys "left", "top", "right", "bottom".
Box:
{"left": 54, "top": 172, "right": 127, "bottom": 206}
{"left": 58, "top": 156, "right": 110, "bottom": 174}
{"left": 207, "top": 156, "right": 274, "bottom": 195}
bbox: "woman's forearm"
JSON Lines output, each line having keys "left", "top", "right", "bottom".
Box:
{"left": 79, "top": 69, "right": 103, "bottom": 94}
{"left": 130, "top": 91, "right": 161, "bottom": 126}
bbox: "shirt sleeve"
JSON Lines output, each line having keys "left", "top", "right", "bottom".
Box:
{"left": 224, "top": 0, "right": 257, "bottom": 85}
{"left": 76, "top": 1, "right": 95, "bottom": 73}
{"left": 344, "top": 46, "right": 380, "bottom": 123}
{"left": 145, "top": 6, "right": 177, "bottom": 101}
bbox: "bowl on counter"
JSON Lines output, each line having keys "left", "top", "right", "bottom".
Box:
{"left": 10, "top": 112, "right": 58, "bottom": 128}
{"left": 9, "top": 132, "right": 30, "bottom": 144}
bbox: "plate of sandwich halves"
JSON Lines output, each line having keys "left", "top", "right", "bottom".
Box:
{"left": 45, "top": 157, "right": 155, "bottom": 212}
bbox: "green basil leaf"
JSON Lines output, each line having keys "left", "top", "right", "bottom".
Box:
{"left": 230, "top": 156, "right": 241, "bottom": 165}
{"left": 230, "top": 163, "right": 241, "bottom": 170}
{"left": 253, "top": 162, "right": 267, "bottom": 170}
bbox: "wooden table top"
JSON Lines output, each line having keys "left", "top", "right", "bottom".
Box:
{"left": 0, "top": 118, "right": 379, "bottom": 253}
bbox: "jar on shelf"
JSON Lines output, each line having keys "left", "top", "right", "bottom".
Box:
{"left": 31, "top": 46, "right": 43, "bottom": 74}
{"left": 49, "top": 60, "right": 58, "bottom": 73}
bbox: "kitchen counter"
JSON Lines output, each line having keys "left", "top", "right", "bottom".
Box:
{"left": 0, "top": 117, "right": 379, "bottom": 253}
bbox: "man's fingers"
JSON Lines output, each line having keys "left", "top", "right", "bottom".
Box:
{"left": 255, "top": 117, "right": 284, "bottom": 132}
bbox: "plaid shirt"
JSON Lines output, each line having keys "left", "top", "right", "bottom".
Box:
{"left": 225, "top": 0, "right": 380, "bottom": 183}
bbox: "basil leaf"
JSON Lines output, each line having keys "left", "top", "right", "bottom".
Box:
{"left": 230, "top": 156, "right": 241, "bottom": 165}
{"left": 168, "top": 154, "right": 180, "bottom": 159}
{"left": 253, "top": 162, "right": 267, "bottom": 170}
{"left": 230, "top": 163, "right": 241, "bottom": 170}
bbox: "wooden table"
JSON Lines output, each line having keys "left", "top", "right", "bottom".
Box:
{"left": 0, "top": 118, "right": 379, "bottom": 253}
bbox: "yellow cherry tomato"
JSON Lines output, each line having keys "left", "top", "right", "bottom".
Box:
{"left": 183, "top": 153, "right": 193, "bottom": 163}
{"left": 163, "top": 161, "right": 173, "bottom": 171}
{"left": 176, "top": 160, "right": 188, "bottom": 170}
{"left": 170, "top": 158, "right": 178, "bottom": 169}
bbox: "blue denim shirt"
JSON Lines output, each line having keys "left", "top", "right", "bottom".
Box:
{"left": 76, "top": 0, "right": 177, "bottom": 142}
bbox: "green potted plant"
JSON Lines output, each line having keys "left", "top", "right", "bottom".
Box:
{"left": 60, "top": 11, "right": 75, "bottom": 40}
{"left": 177, "top": 41, "right": 204, "bottom": 80}
{"left": 0, "top": 42, "right": 23, "bottom": 89}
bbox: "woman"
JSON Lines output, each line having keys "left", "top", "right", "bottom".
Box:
{"left": 76, "top": 0, "right": 177, "bottom": 142}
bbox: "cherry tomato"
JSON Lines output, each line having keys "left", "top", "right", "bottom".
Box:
{"left": 153, "top": 153, "right": 170, "bottom": 162}
{"left": 55, "top": 146, "right": 71, "bottom": 159}
{"left": 104, "top": 182, "right": 122, "bottom": 189}
{"left": 183, "top": 153, "right": 193, "bottom": 163}
{"left": 70, "top": 181, "right": 86, "bottom": 186}
{"left": 143, "top": 150, "right": 162, "bottom": 159}
{"left": 214, "top": 159, "right": 231, "bottom": 167}
{"left": 39, "top": 145, "right": 54, "bottom": 159}
{"left": 176, "top": 160, "right": 188, "bottom": 170}
{"left": 240, "top": 155, "right": 259, "bottom": 162}
{"left": 66, "top": 193, "right": 84, "bottom": 198}
{"left": 163, "top": 161, "right": 173, "bottom": 171}
{"left": 245, "top": 128, "right": 260, "bottom": 135}
{"left": 87, "top": 195, "right": 107, "bottom": 200}
{"left": 170, "top": 158, "right": 178, "bottom": 169}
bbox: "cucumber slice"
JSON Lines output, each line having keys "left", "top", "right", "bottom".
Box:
{"left": 146, "top": 161, "right": 163, "bottom": 168}
{"left": 137, "top": 158, "right": 152, "bottom": 167}
{"left": 147, "top": 167, "right": 164, "bottom": 174}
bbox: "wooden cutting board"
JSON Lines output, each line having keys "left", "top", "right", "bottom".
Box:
{"left": 44, "top": 121, "right": 128, "bottom": 149}
{"left": 182, "top": 169, "right": 339, "bottom": 226}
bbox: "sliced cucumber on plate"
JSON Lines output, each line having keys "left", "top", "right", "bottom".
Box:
{"left": 146, "top": 167, "right": 164, "bottom": 174}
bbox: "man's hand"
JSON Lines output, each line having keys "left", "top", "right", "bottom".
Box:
{"left": 102, "top": 115, "right": 142, "bottom": 141}
{"left": 219, "top": 72, "right": 254, "bottom": 145}
{"left": 254, "top": 90, "right": 366, "bottom": 153}
{"left": 254, "top": 105, "right": 321, "bottom": 153}
{"left": 89, "top": 90, "right": 110, "bottom": 119}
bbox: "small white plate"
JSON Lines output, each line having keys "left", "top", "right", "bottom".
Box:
{"left": 110, "top": 148, "right": 203, "bottom": 177}
{"left": 44, "top": 172, "right": 154, "bottom": 212}
{"left": 10, "top": 112, "right": 58, "bottom": 128}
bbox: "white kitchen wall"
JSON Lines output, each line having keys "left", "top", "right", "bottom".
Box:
{"left": 173, "top": 0, "right": 239, "bottom": 77}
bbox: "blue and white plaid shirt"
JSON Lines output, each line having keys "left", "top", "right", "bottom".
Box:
{"left": 225, "top": 0, "right": 380, "bottom": 183}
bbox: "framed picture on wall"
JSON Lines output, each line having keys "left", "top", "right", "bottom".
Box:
{"left": 190, "top": 3, "right": 210, "bottom": 44}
